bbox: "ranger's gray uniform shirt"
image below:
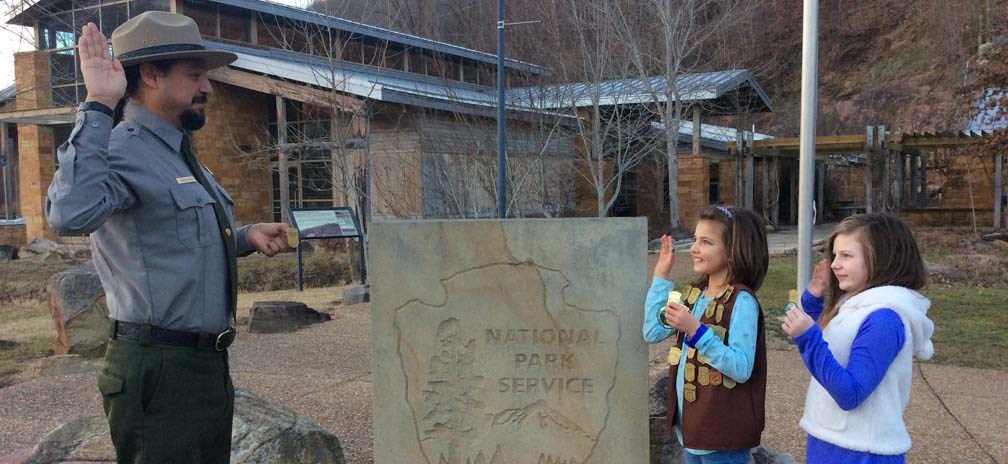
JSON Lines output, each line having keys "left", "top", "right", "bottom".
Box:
{"left": 46, "top": 102, "right": 253, "bottom": 334}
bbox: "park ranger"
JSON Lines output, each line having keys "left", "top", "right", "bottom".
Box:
{"left": 46, "top": 11, "right": 290, "bottom": 463}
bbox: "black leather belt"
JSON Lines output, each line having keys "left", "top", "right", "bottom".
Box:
{"left": 111, "top": 320, "right": 235, "bottom": 351}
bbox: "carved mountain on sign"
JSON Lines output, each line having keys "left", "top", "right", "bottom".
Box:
{"left": 437, "top": 445, "right": 505, "bottom": 464}
{"left": 491, "top": 399, "right": 594, "bottom": 442}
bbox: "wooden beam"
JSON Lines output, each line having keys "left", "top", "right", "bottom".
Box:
{"left": 816, "top": 161, "right": 824, "bottom": 224}
{"left": 0, "top": 105, "right": 75, "bottom": 124}
{"left": 736, "top": 113, "right": 745, "bottom": 207}
{"left": 995, "top": 152, "right": 1003, "bottom": 230}
{"left": 1, "top": 123, "right": 11, "bottom": 219}
{"left": 762, "top": 157, "right": 769, "bottom": 220}
{"left": 771, "top": 154, "right": 780, "bottom": 226}
{"left": 745, "top": 130, "right": 754, "bottom": 209}
{"left": 880, "top": 125, "right": 890, "bottom": 212}
{"left": 277, "top": 96, "right": 291, "bottom": 224}
{"left": 897, "top": 152, "right": 905, "bottom": 210}
{"left": 865, "top": 126, "right": 874, "bottom": 214}
{"left": 909, "top": 153, "right": 919, "bottom": 208}
{"left": 692, "top": 105, "right": 701, "bottom": 155}
{"left": 208, "top": 67, "right": 363, "bottom": 113}
{"left": 249, "top": 11, "right": 257, "bottom": 45}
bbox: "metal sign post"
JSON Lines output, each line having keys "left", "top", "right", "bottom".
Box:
{"left": 289, "top": 207, "right": 365, "bottom": 291}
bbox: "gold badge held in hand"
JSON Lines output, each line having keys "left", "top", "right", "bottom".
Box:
{"left": 789, "top": 289, "right": 798, "bottom": 303}
{"left": 667, "top": 290, "right": 682, "bottom": 306}
{"left": 286, "top": 226, "right": 299, "bottom": 248}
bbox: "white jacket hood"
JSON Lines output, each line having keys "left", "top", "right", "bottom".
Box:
{"left": 842, "top": 285, "right": 935, "bottom": 360}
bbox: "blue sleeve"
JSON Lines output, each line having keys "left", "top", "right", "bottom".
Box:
{"left": 643, "top": 276, "right": 674, "bottom": 343}
{"left": 236, "top": 224, "right": 255, "bottom": 256}
{"left": 794, "top": 308, "right": 906, "bottom": 410}
{"left": 46, "top": 108, "right": 136, "bottom": 235}
{"left": 801, "top": 289, "right": 825, "bottom": 321}
{"left": 694, "top": 291, "right": 758, "bottom": 383}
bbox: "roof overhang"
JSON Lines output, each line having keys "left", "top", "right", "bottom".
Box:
{"left": 0, "top": 106, "right": 75, "bottom": 125}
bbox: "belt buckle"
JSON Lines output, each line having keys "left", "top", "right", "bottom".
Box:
{"left": 215, "top": 327, "right": 235, "bottom": 351}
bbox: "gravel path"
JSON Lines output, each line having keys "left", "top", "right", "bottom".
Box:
{"left": 2, "top": 300, "right": 1005, "bottom": 464}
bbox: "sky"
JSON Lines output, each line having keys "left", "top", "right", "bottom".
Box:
{"left": 0, "top": 22, "right": 33, "bottom": 89}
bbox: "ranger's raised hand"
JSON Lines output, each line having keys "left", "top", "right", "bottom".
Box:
{"left": 78, "top": 22, "right": 125, "bottom": 109}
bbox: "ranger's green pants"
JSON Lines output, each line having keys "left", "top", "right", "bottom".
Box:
{"left": 98, "top": 337, "right": 234, "bottom": 463}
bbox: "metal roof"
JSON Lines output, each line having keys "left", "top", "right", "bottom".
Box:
{"left": 967, "top": 89, "right": 1006, "bottom": 131}
{"left": 510, "top": 69, "right": 773, "bottom": 115}
{"left": 0, "top": 85, "right": 15, "bottom": 106}
{"left": 651, "top": 120, "right": 773, "bottom": 152}
{"left": 6, "top": 0, "right": 551, "bottom": 75}
{"left": 211, "top": 41, "right": 569, "bottom": 120}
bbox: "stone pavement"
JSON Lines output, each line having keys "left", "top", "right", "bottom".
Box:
{"left": 2, "top": 300, "right": 1006, "bottom": 464}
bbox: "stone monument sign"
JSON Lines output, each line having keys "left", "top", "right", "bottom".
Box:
{"left": 371, "top": 219, "right": 648, "bottom": 464}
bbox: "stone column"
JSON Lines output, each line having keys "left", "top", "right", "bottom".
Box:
{"left": 15, "top": 51, "right": 58, "bottom": 241}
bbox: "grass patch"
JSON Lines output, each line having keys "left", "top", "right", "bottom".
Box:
{"left": 652, "top": 251, "right": 1007, "bottom": 370}
{"left": 0, "top": 301, "right": 55, "bottom": 387}
{"left": 923, "top": 286, "right": 1008, "bottom": 370}
{"left": 0, "top": 259, "right": 76, "bottom": 304}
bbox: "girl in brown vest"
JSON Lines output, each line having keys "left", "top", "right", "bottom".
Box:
{"left": 644, "top": 206, "right": 769, "bottom": 464}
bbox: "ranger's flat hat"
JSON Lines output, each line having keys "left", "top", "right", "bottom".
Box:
{"left": 111, "top": 11, "right": 237, "bottom": 68}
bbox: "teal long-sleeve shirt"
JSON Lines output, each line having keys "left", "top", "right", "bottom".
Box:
{"left": 643, "top": 276, "right": 759, "bottom": 454}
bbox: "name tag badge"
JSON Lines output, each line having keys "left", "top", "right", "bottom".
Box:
{"left": 176, "top": 176, "right": 197, "bottom": 184}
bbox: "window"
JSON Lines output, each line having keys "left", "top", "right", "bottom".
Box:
{"left": 268, "top": 104, "right": 344, "bottom": 221}
{"left": 38, "top": 0, "right": 169, "bottom": 107}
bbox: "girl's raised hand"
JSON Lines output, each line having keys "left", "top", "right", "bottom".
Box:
{"left": 806, "top": 259, "right": 830, "bottom": 298}
{"left": 781, "top": 303, "right": 815, "bottom": 339}
{"left": 653, "top": 235, "right": 676, "bottom": 280}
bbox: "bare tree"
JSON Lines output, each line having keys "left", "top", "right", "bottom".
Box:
{"left": 612, "top": 0, "right": 756, "bottom": 229}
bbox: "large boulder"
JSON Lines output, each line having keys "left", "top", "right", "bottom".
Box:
{"left": 751, "top": 446, "right": 798, "bottom": 464}
{"left": 231, "top": 389, "right": 345, "bottom": 462}
{"left": 341, "top": 285, "right": 369, "bottom": 305}
{"left": 18, "top": 389, "right": 345, "bottom": 464}
{"left": 47, "top": 262, "right": 108, "bottom": 358}
{"left": 248, "top": 301, "right": 331, "bottom": 334}
{"left": 21, "top": 238, "right": 59, "bottom": 261}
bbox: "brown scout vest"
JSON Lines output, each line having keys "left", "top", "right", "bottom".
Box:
{"left": 665, "top": 283, "right": 767, "bottom": 450}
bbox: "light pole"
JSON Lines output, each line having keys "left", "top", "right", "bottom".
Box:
{"left": 497, "top": 0, "right": 506, "bottom": 218}
{"left": 496, "top": 1, "right": 539, "bottom": 219}
{"left": 797, "top": 0, "right": 819, "bottom": 292}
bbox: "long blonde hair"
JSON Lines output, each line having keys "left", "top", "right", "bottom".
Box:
{"left": 819, "top": 213, "right": 927, "bottom": 327}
